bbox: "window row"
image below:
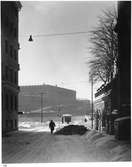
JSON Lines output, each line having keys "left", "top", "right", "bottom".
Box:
{"left": 5, "top": 40, "right": 18, "bottom": 61}
{"left": 4, "top": 93, "right": 18, "bottom": 111}
{"left": 3, "top": 15, "right": 17, "bottom": 37}
{"left": 6, "top": 119, "right": 17, "bottom": 129}
{"left": 2, "top": 3, "right": 18, "bottom": 19}
{"left": 5, "top": 66, "right": 18, "bottom": 84}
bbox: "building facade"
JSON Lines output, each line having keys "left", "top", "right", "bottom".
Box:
{"left": 94, "top": 77, "right": 119, "bottom": 134}
{"left": 116, "top": 1, "right": 131, "bottom": 115}
{"left": 19, "top": 84, "right": 76, "bottom": 113}
{"left": 94, "top": 1, "right": 131, "bottom": 139}
{"left": 1, "top": 1, "right": 22, "bottom": 133}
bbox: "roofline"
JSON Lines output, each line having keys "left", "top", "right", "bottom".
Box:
{"left": 20, "top": 84, "right": 76, "bottom": 93}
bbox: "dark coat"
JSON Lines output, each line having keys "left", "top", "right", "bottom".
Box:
{"left": 49, "top": 120, "right": 55, "bottom": 130}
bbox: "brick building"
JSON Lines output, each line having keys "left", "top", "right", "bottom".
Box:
{"left": 19, "top": 84, "right": 76, "bottom": 113}
{"left": 1, "top": 1, "right": 22, "bottom": 133}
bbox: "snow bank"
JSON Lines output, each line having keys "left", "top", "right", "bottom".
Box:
{"left": 16, "top": 118, "right": 131, "bottom": 162}
{"left": 84, "top": 130, "right": 131, "bottom": 161}
{"left": 3, "top": 120, "right": 131, "bottom": 163}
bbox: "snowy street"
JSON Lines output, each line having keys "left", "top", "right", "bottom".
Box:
{"left": 1, "top": 1, "right": 131, "bottom": 166}
{"left": 2, "top": 121, "right": 131, "bottom": 163}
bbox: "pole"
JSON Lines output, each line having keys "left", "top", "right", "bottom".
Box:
{"left": 91, "top": 76, "right": 94, "bottom": 129}
{"left": 40, "top": 93, "right": 43, "bottom": 123}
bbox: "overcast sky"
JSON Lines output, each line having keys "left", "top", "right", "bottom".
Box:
{"left": 19, "top": 1, "right": 117, "bottom": 100}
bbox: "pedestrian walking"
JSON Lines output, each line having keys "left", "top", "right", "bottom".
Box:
{"left": 49, "top": 120, "right": 56, "bottom": 134}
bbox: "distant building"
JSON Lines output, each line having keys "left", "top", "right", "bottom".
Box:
{"left": 1, "top": 1, "right": 22, "bottom": 133}
{"left": 19, "top": 84, "right": 76, "bottom": 113}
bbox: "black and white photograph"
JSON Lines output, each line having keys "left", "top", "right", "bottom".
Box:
{"left": 1, "top": 0, "right": 131, "bottom": 165}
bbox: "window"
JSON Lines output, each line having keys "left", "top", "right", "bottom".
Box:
{"left": 14, "top": 71, "right": 16, "bottom": 84}
{"left": 10, "top": 22, "right": 12, "bottom": 34}
{"left": 6, "top": 120, "right": 9, "bottom": 128}
{"left": 14, "top": 49, "right": 17, "bottom": 60}
{"left": 10, "top": 45, "right": 13, "bottom": 57}
{"left": 11, "top": 120, "right": 13, "bottom": 129}
{"left": 12, "top": 95, "right": 15, "bottom": 111}
{"left": 10, "top": 95, "right": 13, "bottom": 110}
{"left": 2, "top": 66, "right": 5, "bottom": 80}
{"left": 5, "top": 94, "right": 9, "bottom": 110}
{"left": 5, "top": 66, "right": 8, "bottom": 80}
{"left": 2, "top": 93, "right": 4, "bottom": 109}
{"left": 10, "top": 69, "right": 13, "bottom": 82}
{"left": 15, "top": 95, "right": 17, "bottom": 110}
{"left": 14, "top": 71, "right": 18, "bottom": 84}
{"left": 5, "top": 40, "right": 8, "bottom": 53}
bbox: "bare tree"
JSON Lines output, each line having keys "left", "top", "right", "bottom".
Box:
{"left": 88, "top": 8, "right": 118, "bottom": 85}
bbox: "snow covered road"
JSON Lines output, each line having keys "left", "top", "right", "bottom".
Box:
{"left": 44, "top": 135, "right": 89, "bottom": 162}
{"left": 2, "top": 128, "right": 131, "bottom": 163}
{"left": 2, "top": 131, "right": 92, "bottom": 163}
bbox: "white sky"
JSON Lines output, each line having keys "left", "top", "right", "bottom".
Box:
{"left": 19, "top": 1, "right": 117, "bottom": 100}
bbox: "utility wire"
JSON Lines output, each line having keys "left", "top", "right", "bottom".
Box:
{"left": 20, "top": 31, "right": 90, "bottom": 38}
{"left": 34, "top": 31, "right": 89, "bottom": 37}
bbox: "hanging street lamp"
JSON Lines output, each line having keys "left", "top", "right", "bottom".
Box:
{"left": 28, "top": 35, "right": 33, "bottom": 42}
